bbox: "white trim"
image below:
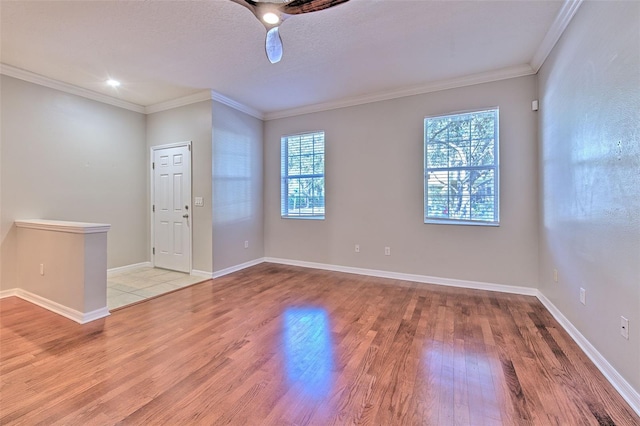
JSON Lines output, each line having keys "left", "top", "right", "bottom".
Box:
{"left": 191, "top": 269, "right": 214, "bottom": 279}
{"left": 1, "top": 0, "right": 583, "bottom": 124}
{"left": 151, "top": 140, "right": 194, "bottom": 151}
{"left": 0, "top": 64, "right": 262, "bottom": 119}
{"left": 0, "top": 288, "right": 19, "bottom": 298}
{"left": 257, "top": 257, "right": 638, "bottom": 413}
{"left": 15, "top": 219, "right": 111, "bottom": 234}
{"left": 0, "top": 63, "right": 145, "bottom": 113}
{"left": 536, "top": 291, "right": 640, "bottom": 416}
{"left": 264, "top": 64, "right": 535, "bottom": 121}
{"left": 263, "top": 257, "right": 538, "bottom": 296}
{"left": 150, "top": 142, "right": 193, "bottom": 274}
{"left": 530, "top": 0, "right": 584, "bottom": 72}
{"left": 5, "top": 255, "right": 637, "bottom": 413}
{"left": 211, "top": 91, "right": 264, "bottom": 120}
{"left": 212, "top": 258, "right": 265, "bottom": 279}
{"left": 144, "top": 91, "right": 213, "bottom": 115}
{"left": 81, "top": 307, "right": 112, "bottom": 323}
{"left": 1, "top": 289, "right": 110, "bottom": 324}
{"left": 145, "top": 90, "right": 264, "bottom": 119}
{"left": 107, "top": 262, "right": 152, "bottom": 275}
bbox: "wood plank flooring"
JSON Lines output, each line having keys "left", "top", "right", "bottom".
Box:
{"left": 1, "top": 263, "right": 638, "bottom": 425}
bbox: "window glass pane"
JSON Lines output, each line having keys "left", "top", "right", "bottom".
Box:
{"left": 426, "top": 171, "right": 449, "bottom": 218}
{"left": 446, "top": 170, "right": 471, "bottom": 220}
{"left": 448, "top": 144, "right": 466, "bottom": 168}
{"left": 314, "top": 153, "right": 324, "bottom": 174}
{"left": 300, "top": 154, "right": 314, "bottom": 174}
{"left": 471, "top": 137, "right": 495, "bottom": 166}
{"left": 300, "top": 135, "right": 313, "bottom": 155}
{"left": 288, "top": 154, "right": 301, "bottom": 175}
{"left": 288, "top": 137, "right": 300, "bottom": 156}
{"left": 424, "top": 109, "right": 498, "bottom": 225}
{"left": 425, "top": 142, "right": 448, "bottom": 168}
{"left": 470, "top": 169, "right": 495, "bottom": 221}
{"left": 282, "top": 131, "right": 325, "bottom": 219}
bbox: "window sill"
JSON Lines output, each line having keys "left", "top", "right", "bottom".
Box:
{"left": 424, "top": 219, "right": 499, "bottom": 227}
{"left": 281, "top": 216, "right": 325, "bottom": 221}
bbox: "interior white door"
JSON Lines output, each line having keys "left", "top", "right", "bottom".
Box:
{"left": 153, "top": 145, "right": 191, "bottom": 273}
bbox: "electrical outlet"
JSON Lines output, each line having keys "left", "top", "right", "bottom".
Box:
{"left": 384, "top": 247, "right": 391, "bottom": 256}
{"left": 579, "top": 288, "right": 586, "bottom": 305}
{"left": 244, "top": 240, "right": 249, "bottom": 249}
{"left": 553, "top": 268, "right": 558, "bottom": 282}
{"left": 621, "top": 316, "right": 629, "bottom": 340}
{"left": 355, "top": 244, "right": 360, "bottom": 253}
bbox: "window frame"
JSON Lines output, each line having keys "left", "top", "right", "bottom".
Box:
{"left": 281, "top": 131, "right": 325, "bottom": 220}
{"left": 423, "top": 108, "right": 500, "bottom": 226}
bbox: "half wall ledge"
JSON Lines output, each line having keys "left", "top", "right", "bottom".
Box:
{"left": 14, "top": 219, "right": 111, "bottom": 323}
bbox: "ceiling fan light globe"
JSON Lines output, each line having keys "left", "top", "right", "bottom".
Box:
{"left": 262, "top": 12, "right": 280, "bottom": 24}
{"left": 266, "top": 26, "right": 283, "bottom": 63}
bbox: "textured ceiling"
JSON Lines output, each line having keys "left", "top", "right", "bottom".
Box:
{"left": 0, "top": 0, "right": 565, "bottom": 116}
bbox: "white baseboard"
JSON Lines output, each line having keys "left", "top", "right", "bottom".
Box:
{"left": 262, "top": 257, "right": 638, "bottom": 414}
{"left": 191, "top": 269, "right": 214, "bottom": 279}
{"left": 0, "top": 288, "right": 19, "bottom": 298}
{"left": 107, "top": 261, "right": 152, "bottom": 275}
{"left": 212, "top": 258, "right": 265, "bottom": 279}
{"left": 537, "top": 292, "right": 640, "bottom": 416}
{"left": 263, "top": 257, "right": 538, "bottom": 296}
{"left": 0, "top": 289, "right": 110, "bottom": 324}
{"left": 8, "top": 255, "right": 636, "bottom": 414}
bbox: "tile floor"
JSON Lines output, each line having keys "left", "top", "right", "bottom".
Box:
{"left": 107, "top": 266, "right": 207, "bottom": 310}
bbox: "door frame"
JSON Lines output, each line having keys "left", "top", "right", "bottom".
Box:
{"left": 150, "top": 141, "right": 193, "bottom": 273}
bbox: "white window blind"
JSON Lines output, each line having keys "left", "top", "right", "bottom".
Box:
{"left": 281, "top": 131, "right": 325, "bottom": 219}
{"left": 424, "top": 109, "right": 499, "bottom": 225}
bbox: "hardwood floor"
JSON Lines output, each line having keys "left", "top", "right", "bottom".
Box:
{"left": 1, "top": 263, "right": 638, "bottom": 425}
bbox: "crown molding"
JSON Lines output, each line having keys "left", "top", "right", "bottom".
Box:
{"left": 0, "top": 63, "right": 146, "bottom": 113}
{"left": 0, "top": 64, "right": 263, "bottom": 119}
{"left": 144, "top": 90, "right": 213, "bottom": 114}
{"left": 144, "top": 90, "right": 264, "bottom": 119}
{"left": 530, "top": 0, "right": 584, "bottom": 72}
{"left": 0, "top": 1, "right": 582, "bottom": 121}
{"left": 264, "top": 64, "right": 535, "bottom": 121}
{"left": 5, "top": 0, "right": 578, "bottom": 126}
{"left": 211, "top": 91, "right": 264, "bottom": 120}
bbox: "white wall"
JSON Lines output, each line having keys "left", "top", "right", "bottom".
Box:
{"left": 16, "top": 223, "right": 108, "bottom": 313}
{"left": 265, "top": 76, "right": 539, "bottom": 288}
{"left": 212, "top": 101, "right": 264, "bottom": 272}
{"left": 146, "top": 100, "right": 213, "bottom": 274}
{"left": 0, "top": 75, "right": 148, "bottom": 289}
{"left": 2, "top": 82, "right": 263, "bottom": 283}
{"left": 538, "top": 1, "right": 640, "bottom": 393}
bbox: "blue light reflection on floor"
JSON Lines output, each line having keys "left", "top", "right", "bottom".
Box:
{"left": 283, "top": 307, "right": 334, "bottom": 399}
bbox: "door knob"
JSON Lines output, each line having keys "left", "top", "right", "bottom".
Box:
{"left": 183, "top": 214, "right": 189, "bottom": 219}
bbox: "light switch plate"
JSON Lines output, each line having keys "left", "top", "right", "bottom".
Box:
{"left": 194, "top": 197, "right": 204, "bottom": 207}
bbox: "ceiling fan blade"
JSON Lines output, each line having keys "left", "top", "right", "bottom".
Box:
{"left": 281, "top": 0, "right": 350, "bottom": 15}
{"left": 230, "top": 0, "right": 346, "bottom": 63}
{"left": 265, "top": 26, "right": 283, "bottom": 63}
{"left": 229, "top": 0, "right": 257, "bottom": 13}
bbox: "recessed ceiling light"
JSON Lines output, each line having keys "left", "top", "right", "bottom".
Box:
{"left": 262, "top": 12, "right": 279, "bottom": 25}
{"left": 106, "top": 79, "right": 120, "bottom": 87}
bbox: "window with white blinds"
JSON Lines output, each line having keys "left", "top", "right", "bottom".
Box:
{"left": 424, "top": 109, "right": 499, "bottom": 225}
{"left": 281, "top": 131, "right": 325, "bottom": 219}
